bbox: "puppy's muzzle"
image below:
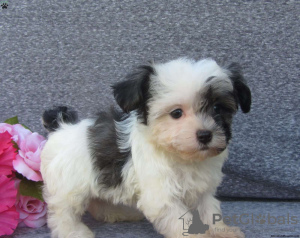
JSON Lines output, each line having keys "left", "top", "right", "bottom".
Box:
{"left": 196, "top": 130, "right": 212, "bottom": 145}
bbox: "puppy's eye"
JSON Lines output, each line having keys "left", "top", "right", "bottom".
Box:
{"left": 214, "top": 104, "right": 234, "bottom": 114}
{"left": 213, "top": 104, "right": 222, "bottom": 114}
{"left": 170, "top": 109, "right": 183, "bottom": 119}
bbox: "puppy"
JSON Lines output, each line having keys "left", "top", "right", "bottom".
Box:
{"left": 41, "top": 58, "right": 251, "bottom": 238}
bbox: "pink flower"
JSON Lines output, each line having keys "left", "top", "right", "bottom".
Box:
{"left": 0, "top": 131, "right": 17, "bottom": 176}
{"left": 16, "top": 195, "right": 47, "bottom": 228}
{"left": 0, "top": 123, "right": 13, "bottom": 135}
{"left": 0, "top": 206, "right": 19, "bottom": 236}
{"left": 13, "top": 133, "right": 46, "bottom": 181}
{"left": 0, "top": 175, "right": 19, "bottom": 236}
{"left": 0, "top": 122, "right": 48, "bottom": 233}
{"left": 0, "top": 123, "right": 45, "bottom": 181}
{"left": 0, "top": 123, "right": 31, "bottom": 148}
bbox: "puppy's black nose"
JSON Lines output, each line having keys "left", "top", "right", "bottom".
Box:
{"left": 196, "top": 130, "right": 212, "bottom": 144}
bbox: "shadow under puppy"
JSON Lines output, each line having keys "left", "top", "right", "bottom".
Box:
{"left": 41, "top": 58, "right": 251, "bottom": 238}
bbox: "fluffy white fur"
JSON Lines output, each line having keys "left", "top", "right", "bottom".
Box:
{"left": 41, "top": 58, "right": 246, "bottom": 238}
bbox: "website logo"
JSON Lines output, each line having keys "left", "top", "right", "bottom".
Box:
{"left": 1, "top": 1, "right": 8, "bottom": 9}
{"left": 179, "top": 210, "right": 209, "bottom": 236}
{"left": 179, "top": 211, "right": 298, "bottom": 237}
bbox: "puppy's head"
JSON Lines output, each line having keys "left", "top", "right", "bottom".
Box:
{"left": 113, "top": 58, "right": 251, "bottom": 161}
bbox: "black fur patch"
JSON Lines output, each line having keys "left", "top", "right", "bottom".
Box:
{"left": 88, "top": 108, "right": 131, "bottom": 188}
{"left": 42, "top": 106, "right": 78, "bottom": 132}
{"left": 213, "top": 113, "right": 233, "bottom": 143}
{"left": 199, "top": 84, "right": 238, "bottom": 143}
{"left": 205, "top": 76, "right": 216, "bottom": 83}
{"left": 112, "top": 65, "right": 155, "bottom": 124}
{"left": 227, "top": 63, "right": 252, "bottom": 113}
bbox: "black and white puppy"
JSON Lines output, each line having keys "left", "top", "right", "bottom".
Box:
{"left": 41, "top": 58, "right": 251, "bottom": 238}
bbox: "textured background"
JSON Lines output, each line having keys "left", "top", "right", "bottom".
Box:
{"left": 0, "top": 0, "right": 299, "bottom": 201}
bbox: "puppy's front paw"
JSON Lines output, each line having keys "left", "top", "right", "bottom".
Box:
{"left": 65, "top": 223, "right": 95, "bottom": 238}
{"left": 187, "top": 233, "right": 211, "bottom": 238}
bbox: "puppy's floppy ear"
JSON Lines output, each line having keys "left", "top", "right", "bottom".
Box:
{"left": 227, "top": 63, "right": 252, "bottom": 113}
{"left": 112, "top": 65, "right": 154, "bottom": 116}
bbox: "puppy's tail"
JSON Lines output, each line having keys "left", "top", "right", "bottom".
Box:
{"left": 42, "top": 106, "right": 78, "bottom": 132}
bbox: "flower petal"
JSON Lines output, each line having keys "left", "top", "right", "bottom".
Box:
{"left": 17, "top": 208, "right": 29, "bottom": 220}
{"left": 16, "top": 196, "right": 47, "bottom": 228}
{"left": 23, "top": 214, "right": 47, "bottom": 228}
{"left": 0, "top": 131, "right": 12, "bottom": 153}
{"left": 0, "top": 144, "right": 17, "bottom": 176}
{"left": 0, "top": 206, "right": 19, "bottom": 236}
{"left": 12, "top": 124, "right": 32, "bottom": 148}
{"left": 23, "top": 151, "right": 41, "bottom": 171}
{"left": 0, "top": 175, "right": 18, "bottom": 213}
{"left": 26, "top": 203, "right": 47, "bottom": 220}
{"left": 20, "top": 133, "right": 45, "bottom": 153}
{"left": 28, "top": 133, "right": 45, "bottom": 151}
{"left": 20, "top": 197, "right": 43, "bottom": 214}
{"left": 23, "top": 152, "right": 41, "bottom": 171}
{"left": 0, "top": 124, "right": 13, "bottom": 136}
{"left": 13, "top": 155, "right": 42, "bottom": 181}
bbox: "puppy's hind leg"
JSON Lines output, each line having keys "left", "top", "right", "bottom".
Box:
{"left": 41, "top": 119, "right": 97, "bottom": 237}
{"left": 45, "top": 188, "right": 95, "bottom": 238}
{"left": 88, "top": 198, "right": 144, "bottom": 223}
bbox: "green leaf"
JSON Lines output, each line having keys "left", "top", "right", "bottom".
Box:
{"left": 12, "top": 140, "right": 19, "bottom": 151}
{"left": 21, "top": 124, "right": 31, "bottom": 131}
{"left": 4, "top": 116, "right": 19, "bottom": 125}
{"left": 3, "top": 116, "right": 31, "bottom": 131}
{"left": 19, "top": 178, "right": 44, "bottom": 202}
